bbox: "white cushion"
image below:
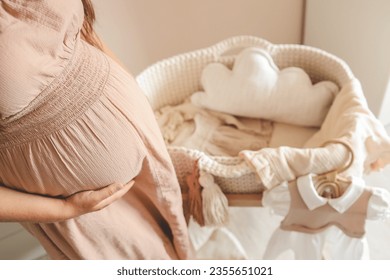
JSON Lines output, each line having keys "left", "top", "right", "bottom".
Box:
{"left": 191, "top": 48, "right": 339, "bottom": 127}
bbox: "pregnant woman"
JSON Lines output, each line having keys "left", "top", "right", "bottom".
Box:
{"left": 0, "top": 0, "right": 192, "bottom": 259}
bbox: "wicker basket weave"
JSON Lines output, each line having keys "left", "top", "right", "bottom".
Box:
{"left": 136, "top": 36, "right": 355, "bottom": 195}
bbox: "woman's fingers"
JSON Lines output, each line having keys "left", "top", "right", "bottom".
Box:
{"left": 65, "top": 180, "right": 135, "bottom": 218}
{"left": 91, "top": 180, "right": 135, "bottom": 211}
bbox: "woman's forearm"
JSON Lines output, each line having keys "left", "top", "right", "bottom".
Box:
{"left": 0, "top": 186, "right": 69, "bottom": 223}
{"left": 0, "top": 181, "right": 133, "bottom": 223}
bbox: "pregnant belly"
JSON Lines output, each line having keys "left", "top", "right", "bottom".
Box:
{"left": 0, "top": 99, "right": 146, "bottom": 196}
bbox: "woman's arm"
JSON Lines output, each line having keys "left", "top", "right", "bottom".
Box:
{"left": 0, "top": 181, "right": 134, "bottom": 223}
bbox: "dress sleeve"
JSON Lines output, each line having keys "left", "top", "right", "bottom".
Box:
{"left": 366, "top": 187, "right": 390, "bottom": 221}
{"left": 0, "top": 0, "right": 84, "bottom": 119}
{"left": 262, "top": 181, "right": 291, "bottom": 216}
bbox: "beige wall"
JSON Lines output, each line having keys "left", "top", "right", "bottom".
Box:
{"left": 304, "top": 0, "right": 390, "bottom": 124}
{"left": 93, "top": 0, "right": 304, "bottom": 74}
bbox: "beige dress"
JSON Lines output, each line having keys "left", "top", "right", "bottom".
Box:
{"left": 0, "top": 0, "right": 192, "bottom": 259}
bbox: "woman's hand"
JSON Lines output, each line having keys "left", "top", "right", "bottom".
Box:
{"left": 0, "top": 180, "right": 135, "bottom": 223}
{"left": 63, "top": 180, "right": 135, "bottom": 218}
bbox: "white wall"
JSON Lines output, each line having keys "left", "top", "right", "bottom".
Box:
{"left": 304, "top": 0, "right": 390, "bottom": 124}
{"left": 93, "top": 0, "right": 304, "bottom": 74}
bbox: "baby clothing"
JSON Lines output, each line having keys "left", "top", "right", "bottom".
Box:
{"left": 281, "top": 177, "right": 371, "bottom": 239}
{"left": 182, "top": 114, "right": 269, "bottom": 156}
{"left": 155, "top": 100, "right": 273, "bottom": 157}
{"left": 262, "top": 174, "right": 390, "bottom": 259}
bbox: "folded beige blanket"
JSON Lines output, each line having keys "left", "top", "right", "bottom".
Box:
{"left": 241, "top": 79, "right": 390, "bottom": 188}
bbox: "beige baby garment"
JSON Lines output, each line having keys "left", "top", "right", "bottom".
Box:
{"left": 156, "top": 100, "right": 273, "bottom": 157}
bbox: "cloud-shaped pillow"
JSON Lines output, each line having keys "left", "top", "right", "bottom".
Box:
{"left": 190, "top": 48, "right": 339, "bottom": 127}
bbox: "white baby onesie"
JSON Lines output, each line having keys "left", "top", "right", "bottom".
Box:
{"left": 262, "top": 174, "right": 390, "bottom": 260}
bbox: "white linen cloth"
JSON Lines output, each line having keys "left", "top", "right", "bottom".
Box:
{"left": 262, "top": 174, "right": 390, "bottom": 259}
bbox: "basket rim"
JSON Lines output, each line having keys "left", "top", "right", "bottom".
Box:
{"left": 136, "top": 35, "right": 354, "bottom": 82}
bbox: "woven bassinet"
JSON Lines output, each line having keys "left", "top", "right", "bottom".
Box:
{"left": 136, "top": 36, "right": 356, "bottom": 202}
